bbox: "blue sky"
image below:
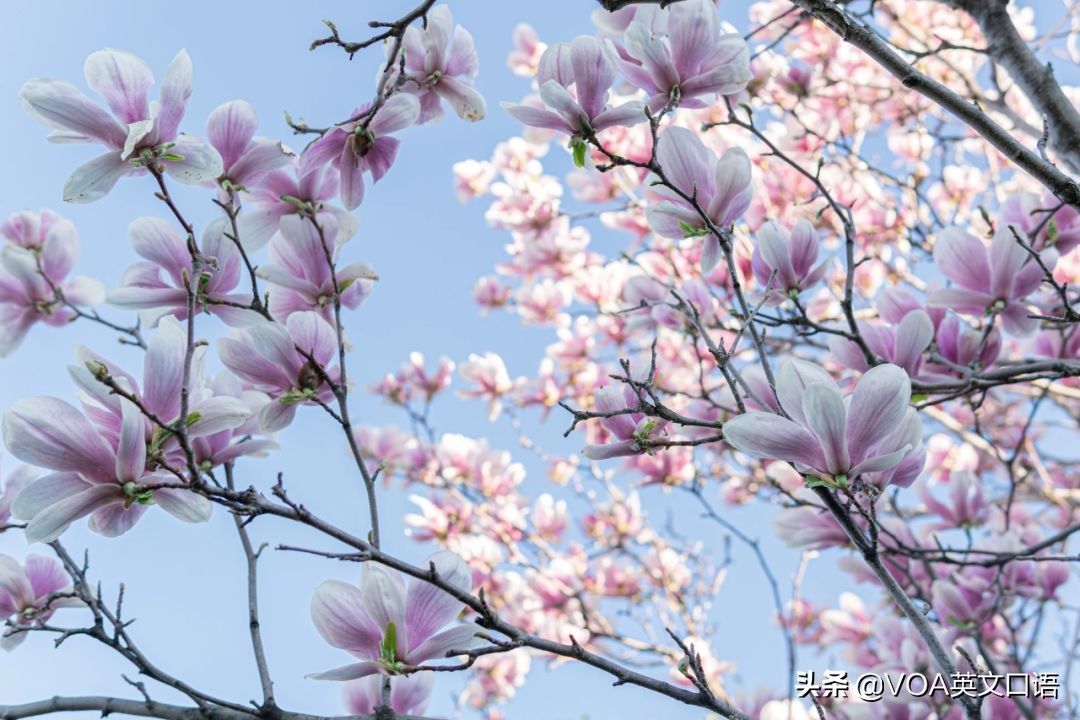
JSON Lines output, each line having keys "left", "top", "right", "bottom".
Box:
{"left": 6, "top": 1, "right": 1065, "bottom": 718}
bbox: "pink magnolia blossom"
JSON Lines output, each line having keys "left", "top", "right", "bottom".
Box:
{"left": 308, "top": 551, "right": 478, "bottom": 680}
{"left": 723, "top": 361, "right": 924, "bottom": 489}
{"left": 301, "top": 94, "right": 421, "bottom": 210}
{"left": 999, "top": 190, "right": 1080, "bottom": 255}
{"left": 5, "top": 317, "right": 251, "bottom": 542}
{"left": 458, "top": 353, "right": 517, "bottom": 421}
{"left": 611, "top": 0, "right": 750, "bottom": 111}
{"left": 343, "top": 674, "right": 433, "bottom": 716}
{"left": 829, "top": 310, "right": 934, "bottom": 378}
{"left": 507, "top": 23, "right": 546, "bottom": 77}
{"left": 206, "top": 100, "right": 292, "bottom": 195}
{"left": 0, "top": 210, "right": 105, "bottom": 356}
{"left": 0, "top": 462, "right": 37, "bottom": 529}
{"left": 257, "top": 215, "right": 376, "bottom": 322}
{"left": 750, "top": 219, "right": 827, "bottom": 303}
{"left": 773, "top": 503, "right": 850, "bottom": 550}
{"left": 218, "top": 311, "right": 341, "bottom": 431}
{"left": 107, "top": 217, "right": 255, "bottom": 326}
{"left": 582, "top": 384, "right": 661, "bottom": 460}
{"left": 20, "top": 49, "right": 222, "bottom": 203}
{"left": 645, "top": 126, "right": 752, "bottom": 272}
{"left": 930, "top": 313, "right": 1001, "bottom": 373}
{"left": 928, "top": 227, "right": 1045, "bottom": 337}
{"left": 0, "top": 553, "right": 80, "bottom": 650}
{"left": 502, "top": 36, "right": 647, "bottom": 139}
{"left": 918, "top": 471, "right": 987, "bottom": 529}
{"left": 387, "top": 5, "right": 486, "bottom": 123}
{"left": 234, "top": 162, "right": 358, "bottom": 252}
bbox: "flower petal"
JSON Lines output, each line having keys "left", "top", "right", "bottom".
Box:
{"left": 310, "top": 579, "right": 382, "bottom": 657}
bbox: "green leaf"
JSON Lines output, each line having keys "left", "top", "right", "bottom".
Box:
{"left": 186, "top": 412, "right": 202, "bottom": 428}
{"left": 159, "top": 153, "right": 185, "bottom": 162}
{"left": 910, "top": 393, "right": 929, "bottom": 404}
{"left": 678, "top": 220, "right": 708, "bottom": 238}
{"left": 1048, "top": 218, "right": 1060, "bottom": 245}
{"left": 571, "top": 139, "right": 588, "bottom": 168}
{"left": 805, "top": 475, "right": 829, "bottom": 488}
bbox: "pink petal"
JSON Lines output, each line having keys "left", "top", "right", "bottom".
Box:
{"left": 369, "top": 94, "right": 420, "bottom": 136}
{"left": 569, "top": 35, "right": 615, "bottom": 120}
{"left": 163, "top": 134, "right": 223, "bottom": 185}
{"left": 156, "top": 49, "right": 193, "bottom": 141}
{"left": 154, "top": 487, "right": 212, "bottom": 523}
{"left": 845, "top": 364, "right": 911, "bottom": 462}
{"left": 26, "top": 484, "right": 123, "bottom": 543}
{"left": 10, "top": 472, "right": 93, "bottom": 521}
{"left": 20, "top": 78, "right": 127, "bottom": 148}
{"left": 802, "top": 382, "right": 850, "bottom": 475}
{"left": 306, "top": 661, "right": 382, "bottom": 682}
{"left": 405, "top": 623, "right": 479, "bottom": 665}
{"left": 933, "top": 228, "right": 990, "bottom": 292}
{"left": 3, "top": 397, "right": 116, "bottom": 482}
{"left": 83, "top": 49, "right": 152, "bottom": 124}
{"left": 722, "top": 412, "right": 826, "bottom": 470}
{"left": 310, "top": 579, "right": 382, "bottom": 657}
{"left": 404, "top": 551, "right": 471, "bottom": 652}
{"left": 207, "top": 99, "right": 259, "bottom": 169}
{"left": 62, "top": 152, "right": 132, "bottom": 203}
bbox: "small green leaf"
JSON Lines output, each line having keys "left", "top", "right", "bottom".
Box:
{"left": 910, "top": 393, "right": 929, "bottom": 404}
{"left": 1048, "top": 218, "right": 1060, "bottom": 245}
{"left": 159, "top": 153, "right": 185, "bottom": 162}
{"left": 186, "top": 411, "right": 202, "bottom": 428}
{"left": 805, "top": 476, "right": 829, "bottom": 488}
{"left": 678, "top": 220, "right": 708, "bottom": 238}
{"left": 570, "top": 139, "right": 588, "bottom": 168}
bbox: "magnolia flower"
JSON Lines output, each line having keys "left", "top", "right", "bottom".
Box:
{"left": 502, "top": 36, "right": 647, "bottom": 141}
{"left": 308, "top": 551, "right": 478, "bottom": 680}
{"left": 20, "top": 49, "right": 222, "bottom": 203}
{"left": 301, "top": 94, "right": 420, "bottom": 210}
{"left": 929, "top": 313, "right": 1001, "bottom": 374}
{"left": 612, "top": 0, "right": 750, "bottom": 110}
{"left": 723, "top": 361, "right": 924, "bottom": 489}
{"left": 918, "top": 471, "right": 987, "bottom": 530}
{"left": 999, "top": 190, "right": 1080, "bottom": 255}
{"left": 645, "top": 126, "right": 751, "bottom": 273}
{"left": 0, "top": 462, "right": 37, "bottom": 528}
{"left": 343, "top": 675, "right": 433, "bottom": 716}
{"left": 108, "top": 217, "right": 256, "bottom": 327}
{"left": 0, "top": 554, "right": 80, "bottom": 650}
{"left": 257, "top": 215, "right": 377, "bottom": 323}
{"left": 4, "top": 397, "right": 215, "bottom": 543}
{"left": 235, "top": 163, "right": 357, "bottom": 252}
{"left": 773, "top": 503, "right": 850, "bottom": 550}
{"left": 507, "top": 23, "right": 546, "bottom": 77}
{"left": 0, "top": 211, "right": 105, "bottom": 357}
{"left": 829, "top": 310, "right": 935, "bottom": 378}
{"left": 457, "top": 353, "right": 517, "bottom": 421}
{"left": 582, "top": 384, "right": 661, "bottom": 460}
{"left": 750, "top": 219, "right": 827, "bottom": 303}
{"left": 4, "top": 315, "right": 252, "bottom": 542}
{"left": 218, "top": 312, "right": 341, "bottom": 431}
{"left": 206, "top": 100, "right": 291, "bottom": 195}
{"left": 387, "top": 5, "right": 485, "bottom": 123}
{"left": 928, "top": 227, "right": 1045, "bottom": 337}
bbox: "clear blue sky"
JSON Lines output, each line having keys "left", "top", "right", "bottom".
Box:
{"left": 0, "top": 1, "right": 930, "bottom": 718}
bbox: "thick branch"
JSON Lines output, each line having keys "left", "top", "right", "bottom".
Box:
{"left": 945, "top": 0, "right": 1080, "bottom": 170}
{"left": 788, "top": 0, "right": 1080, "bottom": 208}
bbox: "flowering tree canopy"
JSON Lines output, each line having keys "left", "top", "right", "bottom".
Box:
{"left": 2, "top": 1, "right": 1080, "bottom": 720}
